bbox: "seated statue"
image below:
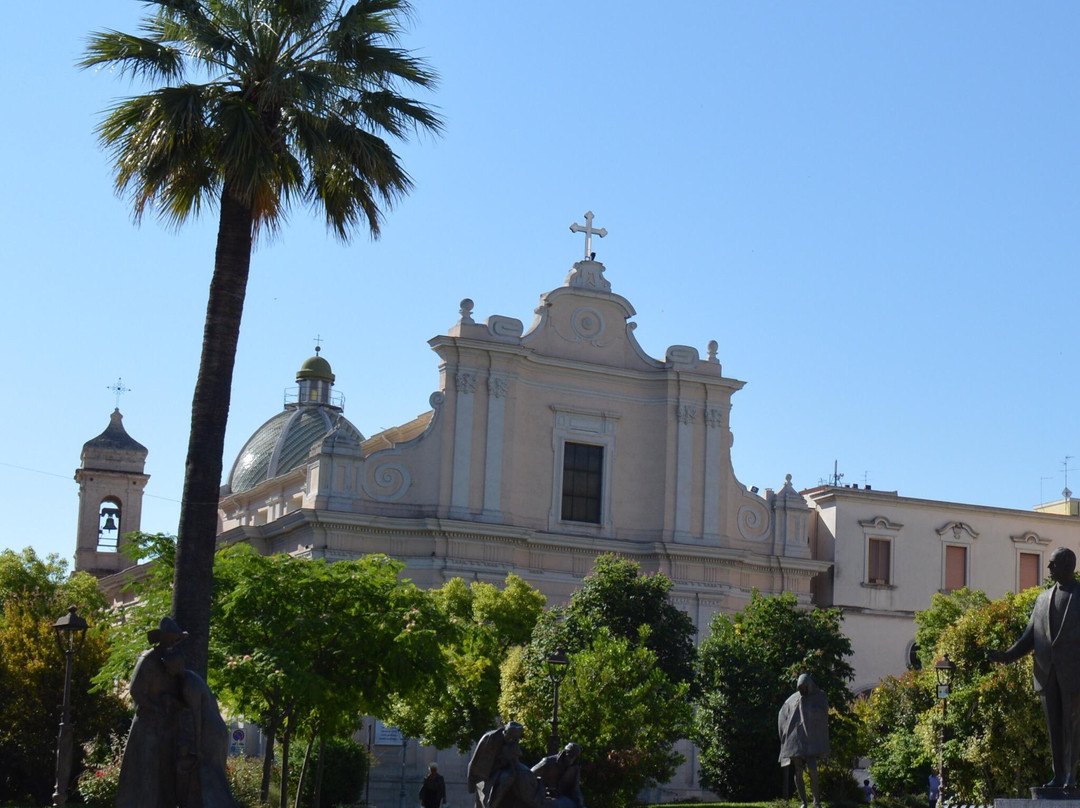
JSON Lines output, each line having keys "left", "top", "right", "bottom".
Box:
{"left": 531, "top": 743, "right": 585, "bottom": 808}
{"left": 468, "top": 722, "right": 543, "bottom": 808}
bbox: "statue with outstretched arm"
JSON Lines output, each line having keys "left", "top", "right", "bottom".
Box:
{"left": 987, "top": 546, "right": 1080, "bottom": 789}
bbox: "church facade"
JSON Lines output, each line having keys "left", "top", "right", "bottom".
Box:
{"left": 75, "top": 224, "right": 1080, "bottom": 802}
{"left": 211, "top": 253, "right": 827, "bottom": 801}
{"left": 217, "top": 256, "right": 827, "bottom": 630}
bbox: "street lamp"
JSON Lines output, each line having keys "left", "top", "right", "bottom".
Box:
{"left": 546, "top": 649, "right": 570, "bottom": 754}
{"left": 52, "top": 606, "right": 88, "bottom": 807}
{"left": 934, "top": 655, "right": 956, "bottom": 808}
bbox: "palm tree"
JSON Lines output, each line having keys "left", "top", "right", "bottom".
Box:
{"left": 83, "top": 0, "right": 441, "bottom": 676}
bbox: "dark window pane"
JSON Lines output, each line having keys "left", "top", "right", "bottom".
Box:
{"left": 561, "top": 442, "right": 603, "bottom": 524}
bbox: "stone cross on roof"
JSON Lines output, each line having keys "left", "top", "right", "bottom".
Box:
{"left": 569, "top": 211, "right": 607, "bottom": 259}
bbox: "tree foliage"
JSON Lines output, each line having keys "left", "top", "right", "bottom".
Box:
{"left": 83, "top": 0, "right": 442, "bottom": 677}
{"left": 855, "top": 671, "right": 935, "bottom": 795}
{"left": 95, "top": 537, "right": 449, "bottom": 806}
{"left": 694, "top": 590, "right": 855, "bottom": 800}
{"left": 558, "top": 554, "right": 697, "bottom": 686}
{"left": 500, "top": 627, "right": 691, "bottom": 808}
{"left": 864, "top": 586, "right": 1044, "bottom": 803}
{"left": 0, "top": 549, "right": 127, "bottom": 804}
{"left": 497, "top": 555, "right": 694, "bottom": 808}
{"left": 387, "top": 574, "right": 545, "bottom": 751}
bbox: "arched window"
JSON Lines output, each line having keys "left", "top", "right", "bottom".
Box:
{"left": 97, "top": 498, "right": 122, "bottom": 552}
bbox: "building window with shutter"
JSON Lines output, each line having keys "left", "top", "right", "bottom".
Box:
{"left": 1019, "top": 551, "right": 1041, "bottom": 591}
{"left": 944, "top": 545, "right": 968, "bottom": 591}
{"left": 867, "top": 538, "right": 891, "bottom": 585}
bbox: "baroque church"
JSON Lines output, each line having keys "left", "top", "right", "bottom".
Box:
{"left": 74, "top": 218, "right": 1080, "bottom": 802}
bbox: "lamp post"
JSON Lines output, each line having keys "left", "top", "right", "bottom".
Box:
{"left": 546, "top": 649, "right": 570, "bottom": 754}
{"left": 52, "top": 606, "right": 88, "bottom": 807}
{"left": 934, "top": 654, "right": 956, "bottom": 808}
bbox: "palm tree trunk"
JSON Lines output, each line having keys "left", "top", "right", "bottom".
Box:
{"left": 172, "top": 187, "right": 254, "bottom": 677}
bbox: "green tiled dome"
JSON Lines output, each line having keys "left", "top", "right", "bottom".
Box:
{"left": 228, "top": 406, "right": 361, "bottom": 494}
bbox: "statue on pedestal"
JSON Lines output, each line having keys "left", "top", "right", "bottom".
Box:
{"left": 988, "top": 546, "right": 1080, "bottom": 793}
{"left": 778, "top": 673, "right": 830, "bottom": 808}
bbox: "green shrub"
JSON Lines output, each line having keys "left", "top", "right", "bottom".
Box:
{"left": 226, "top": 754, "right": 267, "bottom": 808}
{"left": 302, "top": 737, "right": 370, "bottom": 808}
{"left": 77, "top": 735, "right": 125, "bottom": 808}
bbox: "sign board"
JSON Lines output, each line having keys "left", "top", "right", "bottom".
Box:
{"left": 375, "top": 721, "right": 404, "bottom": 746}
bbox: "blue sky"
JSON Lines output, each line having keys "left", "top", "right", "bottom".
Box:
{"left": 3, "top": 2, "right": 1079, "bottom": 563}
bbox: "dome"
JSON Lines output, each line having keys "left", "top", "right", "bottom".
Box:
{"left": 226, "top": 349, "right": 358, "bottom": 495}
{"left": 297, "top": 349, "right": 335, "bottom": 383}
{"left": 83, "top": 409, "right": 148, "bottom": 457}
{"left": 227, "top": 406, "right": 361, "bottom": 494}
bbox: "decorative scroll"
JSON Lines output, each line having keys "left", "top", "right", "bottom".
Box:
{"left": 738, "top": 502, "right": 770, "bottom": 541}
{"left": 365, "top": 462, "right": 411, "bottom": 502}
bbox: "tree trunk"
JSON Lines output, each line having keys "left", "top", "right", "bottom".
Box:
{"left": 312, "top": 735, "right": 327, "bottom": 808}
{"left": 261, "top": 714, "right": 279, "bottom": 804}
{"left": 294, "top": 729, "right": 317, "bottom": 808}
{"left": 280, "top": 714, "right": 293, "bottom": 808}
{"left": 172, "top": 187, "right": 254, "bottom": 677}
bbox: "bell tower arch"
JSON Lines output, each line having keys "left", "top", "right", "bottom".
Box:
{"left": 74, "top": 409, "right": 149, "bottom": 576}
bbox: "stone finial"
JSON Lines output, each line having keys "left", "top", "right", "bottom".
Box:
{"left": 707, "top": 340, "right": 719, "bottom": 364}
{"left": 459, "top": 298, "right": 475, "bottom": 325}
{"left": 564, "top": 262, "right": 611, "bottom": 292}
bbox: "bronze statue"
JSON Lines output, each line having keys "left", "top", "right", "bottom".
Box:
{"left": 164, "top": 647, "right": 241, "bottom": 808}
{"left": 988, "top": 546, "right": 1080, "bottom": 789}
{"left": 531, "top": 743, "right": 585, "bottom": 808}
{"left": 115, "top": 617, "right": 240, "bottom": 808}
{"left": 116, "top": 617, "right": 187, "bottom": 808}
{"left": 778, "top": 673, "right": 830, "bottom": 808}
{"left": 468, "top": 722, "right": 546, "bottom": 808}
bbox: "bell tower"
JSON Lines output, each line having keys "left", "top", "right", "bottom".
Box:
{"left": 74, "top": 409, "right": 149, "bottom": 577}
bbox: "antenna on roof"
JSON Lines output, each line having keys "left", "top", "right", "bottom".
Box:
{"left": 818, "top": 460, "right": 844, "bottom": 487}
{"left": 1041, "top": 476, "right": 1054, "bottom": 505}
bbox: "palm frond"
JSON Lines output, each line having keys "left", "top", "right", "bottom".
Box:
{"left": 86, "top": 0, "right": 440, "bottom": 240}
{"left": 80, "top": 30, "right": 184, "bottom": 81}
{"left": 97, "top": 84, "right": 216, "bottom": 225}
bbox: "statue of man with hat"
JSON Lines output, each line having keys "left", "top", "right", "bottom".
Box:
{"left": 116, "top": 616, "right": 188, "bottom": 808}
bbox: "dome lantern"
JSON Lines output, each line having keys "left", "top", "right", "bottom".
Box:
{"left": 296, "top": 345, "right": 335, "bottom": 405}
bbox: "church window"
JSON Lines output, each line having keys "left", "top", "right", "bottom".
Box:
{"left": 97, "top": 498, "right": 121, "bottom": 552}
{"left": 1019, "top": 551, "right": 1041, "bottom": 591}
{"left": 561, "top": 442, "right": 603, "bottom": 524}
{"left": 867, "top": 538, "right": 891, "bottom": 585}
{"left": 944, "top": 545, "right": 968, "bottom": 591}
